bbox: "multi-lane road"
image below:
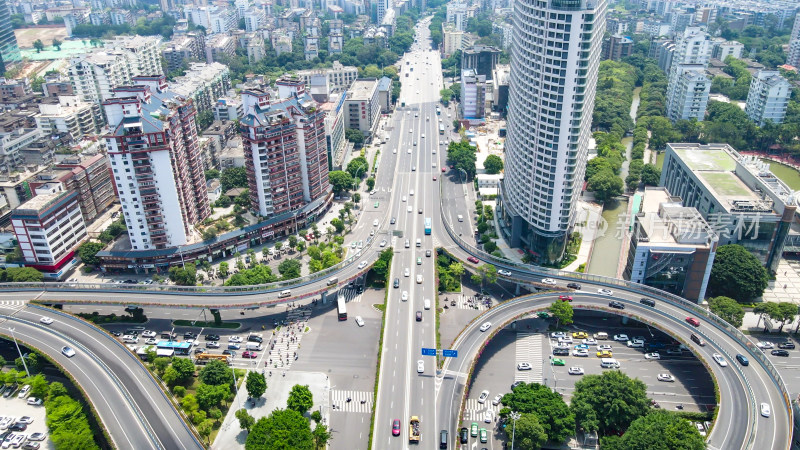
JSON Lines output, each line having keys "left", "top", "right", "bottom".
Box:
{"left": 0, "top": 14, "right": 794, "bottom": 450}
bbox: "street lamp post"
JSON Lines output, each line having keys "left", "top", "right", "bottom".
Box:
{"left": 8, "top": 328, "right": 30, "bottom": 377}
{"left": 510, "top": 411, "right": 521, "bottom": 450}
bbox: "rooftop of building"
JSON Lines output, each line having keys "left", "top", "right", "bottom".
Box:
{"left": 463, "top": 44, "right": 501, "bottom": 54}
{"left": 637, "top": 187, "right": 715, "bottom": 247}
{"left": 668, "top": 143, "right": 795, "bottom": 214}
{"left": 346, "top": 79, "right": 377, "bottom": 101}
{"left": 13, "top": 189, "right": 72, "bottom": 213}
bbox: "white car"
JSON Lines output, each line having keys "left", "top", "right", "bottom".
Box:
{"left": 141, "top": 330, "right": 156, "bottom": 338}
{"left": 583, "top": 338, "right": 598, "bottom": 346}
{"left": 145, "top": 338, "right": 157, "bottom": 345}
{"left": 613, "top": 334, "right": 629, "bottom": 342}
{"left": 558, "top": 336, "right": 573, "bottom": 344}
{"left": 26, "top": 397, "right": 42, "bottom": 406}
{"left": 572, "top": 349, "right": 589, "bottom": 357}
{"left": 477, "top": 390, "right": 490, "bottom": 404}
{"left": 712, "top": 353, "right": 728, "bottom": 367}
{"left": 358, "top": 261, "right": 368, "bottom": 269}
{"left": 379, "top": 239, "right": 387, "bottom": 247}
{"left": 17, "top": 385, "right": 30, "bottom": 399}
{"left": 644, "top": 352, "right": 661, "bottom": 360}
{"left": 401, "top": 291, "right": 408, "bottom": 301}
{"left": 498, "top": 270, "right": 512, "bottom": 276}
{"left": 550, "top": 332, "right": 566, "bottom": 339}
{"left": 61, "top": 346, "right": 76, "bottom": 358}
{"left": 597, "top": 288, "right": 614, "bottom": 296}
{"left": 517, "top": 362, "right": 532, "bottom": 371}
{"left": 355, "top": 316, "right": 365, "bottom": 327}
{"left": 479, "top": 322, "right": 492, "bottom": 332}
{"left": 757, "top": 341, "right": 774, "bottom": 349}
{"left": 761, "top": 402, "right": 771, "bottom": 418}
{"left": 404, "top": 268, "right": 410, "bottom": 277}
{"left": 407, "top": 206, "right": 413, "bottom": 213}
{"left": 39, "top": 317, "right": 53, "bottom": 325}
{"left": 597, "top": 344, "right": 613, "bottom": 351}
{"left": 541, "top": 278, "right": 557, "bottom": 285}
{"left": 484, "top": 410, "right": 493, "bottom": 423}
{"left": 416, "top": 274, "right": 422, "bottom": 284}
{"left": 568, "top": 366, "right": 584, "bottom": 375}
{"left": 554, "top": 342, "right": 570, "bottom": 350}
{"left": 492, "top": 394, "right": 503, "bottom": 406}
{"left": 657, "top": 373, "right": 675, "bottom": 382}
{"left": 373, "top": 219, "right": 379, "bottom": 227}
{"left": 627, "top": 340, "right": 644, "bottom": 348}
{"left": 228, "top": 336, "right": 243, "bottom": 343}
{"left": 417, "top": 360, "right": 424, "bottom": 373}
{"left": 407, "top": 148, "right": 411, "bottom": 154}
{"left": 207, "top": 341, "right": 220, "bottom": 349}
{"left": 402, "top": 196, "right": 407, "bottom": 202}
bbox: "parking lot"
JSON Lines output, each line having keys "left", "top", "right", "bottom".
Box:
{"left": 463, "top": 311, "right": 716, "bottom": 449}
{"left": 0, "top": 390, "right": 50, "bottom": 449}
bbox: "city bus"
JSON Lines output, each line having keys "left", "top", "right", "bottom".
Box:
{"left": 424, "top": 217, "right": 432, "bottom": 235}
{"left": 337, "top": 294, "right": 347, "bottom": 321}
{"left": 439, "top": 124, "right": 445, "bottom": 135}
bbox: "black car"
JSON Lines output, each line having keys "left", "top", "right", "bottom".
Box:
{"left": 222, "top": 350, "right": 236, "bottom": 356}
{"left": 735, "top": 354, "right": 749, "bottom": 366}
{"left": 608, "top": 301, "right": 625, "bottom": 310}
{"left": 184, "top": 332, "right": 196, "bottom": 339}
{"left": 111, "top": 331, "right": 122, "bottom": 337}
{"left": 205, "top": 334, "right": 220, "bottom": 341}
{"left": 460, "top": 427, "right": 469, "bottom": 444}
{"left": 9, "top": 422, "right": 27, "bottom": 431}
{"left": 248, "top": 335, "right": 263, "bottom": 343}
{"left": 567, "top": 282, "right": 582, "bottom": 290}
{"left": 553, "top": 347, "right": 569, "bottom": 356}
{"left": 779, "top": 341, "right": 796, "bottom": 349}
{"left": 426, "top": 249, "right": 431, "bottom": 257}
{"left": 393, "top": 278, "right": 400, "bottom": 288}
{"left": 416, "top": 311, "right": 422, "bottom": 321}
{"left": 771, "top": 349, "right": 790, "bottom": 357}
{"left": 511, "top": 381, "right": 524, "bottom": 390}
{"left": 194, "top": 348, "right": 205, "bottom": 355}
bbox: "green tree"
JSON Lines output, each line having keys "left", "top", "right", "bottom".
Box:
{"left": 27, "top": 374, "right": 48, "bottom": 399}
{"left": 511, "top": 413, "right": 548, "bottom": 450}
{"left": 278, "top": 259, "right": 301, "bottom": 280}
{"left": 328, "top": 170, "right": 354, "bottom": 193}
{"left": 168, "top": 263, "right": 197, "bottom": 286}
{"left": 366, "top": 177, "right": 375, "bottom": 191}
{"left": 236, "top": 408, "right": 256, "bottom": 431}
{"left": 570, "top": 371, "right": 650, "bottom": 433}
{"left": 640, "top": 164, "right": 661, "bottom": 186}
{"left": 162, "top": 366, "right": 180, "bottom": 386}
{"left": 5, "top": 267, "right": 44, "bottom": 282}
{"left": 312, "top": 423, "right": 332, "bottom": 449}
{"left": 707, "top": 244, "right": 769, "bottom": 302}
{"left": 47, "top": 382, "right": 68, "bottom": 400}
{"left": 195, "top": 383, "right": 226, "bottom": 410}
{"left": 245, "top": 409, "right": 313, "bottom": 450}
{"left": 220, "top": 167, "right": 248, "bottom": 191}
{"left": 708, "top": 296, "right": 745, "bottom": 328}
{"left": 288, "top": 235, "right": 299, "bottom": 250}
{"left": 755, "top": 302, "right": 799, "bottom": 332}
{"left": 78, "top": 241, "right": 105, "bottom": 266}
{"left": 601, "top": 410, "right": 705, "bottom": 450}
{"left": 52, "top": 38, "right": 62, "bottom": 51}
{"left": 347, "top": 156, "right": 369, "bottom": 179}
{"left": 330, "top": 218, "right": 345, "bottom": 233}
{"left": 205, "top": 169, "right": 220, "bottom": 180}
{"left": 483, "top": 154, "right": 504, "bottom": 174}
{"left": 286, "top": 384, "right": 314, "bottom": 414}
{"left": 197, "top": 419, "right": 214, "bottom": 443}
{"left": 170, "top": 357, "right": 196, "bottom": 385}
{"left": 344, "top": 128, "right": 365, "bottom": 145}
{"left": 218, "top": 262, "right": 229, "bottom": 279}
{"left": 447, "top": 141, "right": 478, "bottom": 179}
{"left": 199, "top": 359, "right": 233, "bottom": 386}
{"left": 470, "top": 263, "right": 498, "bottom": 291}
{"left": 246, "top": 371, "right": 267, "bottom": 399}
{"left": 500, "top": 383, "right": 575, "bottom": 442}
{"left": 33, "top": 39, "right": 44, "bottom": 53}
{"left": 549, "top": 300, "right": 574, "bottom": 327}
{"left": 588, "top": 170, "right": 623, "bottom": 202}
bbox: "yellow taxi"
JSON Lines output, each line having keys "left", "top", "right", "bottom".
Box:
{"left": 596, "top": 350, "right": 613, "bottom": 358}
{"left": 572, "top": 331, "right": 588, "bottom": 339}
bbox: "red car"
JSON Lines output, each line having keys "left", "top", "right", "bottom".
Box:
{"left": 441, "top": 167, "right": 446, "bottom": 173}
{"left": 242, "top": 351, "right": 258, "bottom": 358}
{"left": 467, "top": 256, "right": 479, "bottom": 264}
{"left": 686, "top": 317, "right": 700, "bottom": 327}
{"left": 392, "top": 419, "right": 401, "bottom": 436}
{"left": 433, "top": 175, "right": 437, "bottom": 181}
{"left": 559, "top": 295, "right": 573, "bottom": 302}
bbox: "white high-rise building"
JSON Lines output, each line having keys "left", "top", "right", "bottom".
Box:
{"left": 787, "top": 14, "right": 800, "bottom": 68}
{"left": 745, "top": 70, "right": 792, "bottom": 126}
{"left": 498, "top": 0, "right": 607, "bottom": 264}
{"left": 666, "top": 27, "right": 711, "bottom": 123}
{"left": 68, "top": 51, "right": 134, "bottom": 103}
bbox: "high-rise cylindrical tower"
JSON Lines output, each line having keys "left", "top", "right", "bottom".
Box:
{"left": 499, "top": 0, "right": 606, "bottom": 264}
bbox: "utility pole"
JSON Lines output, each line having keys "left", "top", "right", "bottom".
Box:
{"left": 510, "top": 411, "right": 521, "bottom": 450}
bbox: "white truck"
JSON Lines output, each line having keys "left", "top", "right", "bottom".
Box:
{"left": 245, "top": 342, "right": 263, "bottom": 351}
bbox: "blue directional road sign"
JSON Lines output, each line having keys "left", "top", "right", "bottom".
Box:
{"left": 442, "top": 350, "right": 458, "bottom": 358}
{"left": 421, "top": 348, "right": 437, "bottom": 356}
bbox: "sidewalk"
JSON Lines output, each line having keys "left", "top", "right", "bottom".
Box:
{"left": 565, "top": 201, "right": 605, "bottom": 272}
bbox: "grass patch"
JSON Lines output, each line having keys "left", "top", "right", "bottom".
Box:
{"left": 374, "top": 303, "right": 386, "bottom": 312}
{"left": 172, "top": 320, "right": 241, "bottom": 329}
{"left": 76, "top": 312, "right": 147, "bottom": 324}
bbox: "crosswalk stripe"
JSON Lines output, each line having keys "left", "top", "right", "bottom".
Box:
{"left": 463, "top": 399, "right": 499, "bottom": 422}
{"left": 515, "top": 333, "right": 543, "bottom": 384}
{"left": 0, "top": 300, "right": 26, "bottom": 310}
{"left": 330, "top": 390, "right": 373, "bottom": 413}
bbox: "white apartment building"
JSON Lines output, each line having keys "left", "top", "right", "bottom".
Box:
{"left": 442, "top": 22, "right": 465, "bottom": 57}
{"left": 711, "top": 38, "right": 744, "bottom": 61}
{"left": 745, "top": 70, "right": 792, "bottom": 126}
{"left": 170, "top": 62, "right": 231, "bottom": 114}
{"left": 787, "top": 14, "right": 800, "bottom": 68}
{"left": 446, "top": 2, "right": 469, "bottom": 31}
{"left": 68, "top": 51, "right": 134, "bottom": 103}
{"left": 35, "top": 95, "right": 103, "bottom": 140}
{"left": 491, "top": 21, "right": 512, "bottom": 50}
{"left": 244, "top": 6, "right": 266, "bottom": 32}
{"left": 105, "top": 35, "right": 164, "bottom": 76}
{"left": 12, "top": 187, "right": 87, "bottom": 274}
{"left": 667, "top": 65, "right": 710, "bottom": 122}
{"left": 666, "top": 27, "right": 711, "bottom": 122}
{"left": 499, "top": 0, "right": 607, "bottom": 264}
{"left": 184, "top": 5, "right": 235, "bottom": 34}
{"left": 344, "top": 79, "right": 380, "bottom": 137}
{"left": 296, "top": 61, "right": 359, "bottom": 94}
{"left": 460, "top": 69, "right": 486, "bottom": 120}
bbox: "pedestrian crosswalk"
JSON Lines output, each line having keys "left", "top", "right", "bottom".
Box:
{"left": 515, "top": 333, "right": 543, "bottom": 384}
{"left": 448, "top": 294, "right": 490, "bottom": 311}
{"left": 463, "top": 399, "right": 499, "bottom": 422}
{"left": 330, "top": 390, "right": 373, "bottom": 413}
{"left": 0, "top": 300, "right": 26, "bottom": 310}
{"left": 339, "top": 288, "right": 363, "bottom": 303}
